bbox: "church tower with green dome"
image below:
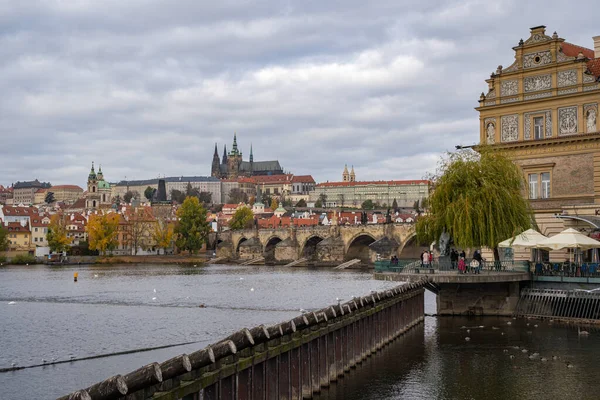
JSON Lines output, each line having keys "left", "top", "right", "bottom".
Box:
{"left": 86, "top": 162, "right": 112, "bottom": 209}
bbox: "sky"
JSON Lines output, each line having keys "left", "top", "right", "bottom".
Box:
{"left": 0, "top": 0, "right": 598, "bottom": 188}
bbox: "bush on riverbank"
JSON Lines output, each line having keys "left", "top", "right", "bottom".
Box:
{"left": 94, "top": 255, "right": 207, "bottom": 265}
{"left": 10, "top": 254, "right": 37, "bottom": 265}
{"left": 0, "top": 255, "right": 6, "bottom": 264}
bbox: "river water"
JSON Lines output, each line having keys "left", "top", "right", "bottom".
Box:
{"left": 0, "top": 264, "right": 599, "bottom": 400}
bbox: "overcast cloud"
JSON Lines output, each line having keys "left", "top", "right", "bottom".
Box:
{"left": 0, "top": 0, "right": 598, "bottom": 187}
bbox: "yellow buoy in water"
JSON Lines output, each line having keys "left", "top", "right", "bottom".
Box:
{"left": 74, "top": 272, "right": 78, "bottom": 282}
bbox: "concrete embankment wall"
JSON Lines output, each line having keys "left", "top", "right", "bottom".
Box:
{"left": 59, "top": 281, "right": 427, "bottom": 400}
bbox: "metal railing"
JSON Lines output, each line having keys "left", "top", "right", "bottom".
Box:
{"left": 533, "top": 262, "right": 600, "bottom": 278}
{"left": 375, "top": 259, "right": 529, "bottom": 273}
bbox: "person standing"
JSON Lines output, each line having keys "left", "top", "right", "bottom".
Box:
{"left": 423, "top": 250, "right": 430, "bottom": 267}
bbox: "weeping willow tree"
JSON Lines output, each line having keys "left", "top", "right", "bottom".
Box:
{"left": 415, "top": 147, "right": 534, "bottom": 260}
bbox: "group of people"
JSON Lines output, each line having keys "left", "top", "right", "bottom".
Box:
{"left": 420, "top": 250, "right": 434, "bottom": 267}
{"left": 450, "top": 248, "right": 484, "bottom": 274}
{"left": 389, "top": 255, "right": 399, "bottom": 266}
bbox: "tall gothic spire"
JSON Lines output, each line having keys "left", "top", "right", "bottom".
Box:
{"left": 250, "top": 143, "right": 253, "bottom": 163}
{"left": 213, "top": 142, "right": 218, "bottom": 156}
{"left": 343, "top": 164, "right": 349, "bottom": 182}
{"left": 232, "top": 133, "right": 239, "bottom": 154}
{"left": 350, "top": 165, "right": 356, "bottom": 182}
{"left": 222, "top": 144, "right": 228, "bottom": 165}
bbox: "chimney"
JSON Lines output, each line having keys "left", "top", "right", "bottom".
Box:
{"left": 594, "top": 36, "right": 600, "bottom": 59}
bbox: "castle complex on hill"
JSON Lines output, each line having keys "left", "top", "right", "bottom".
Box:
{"left": 211, "top": 134, "right": 283, "bottom": 179}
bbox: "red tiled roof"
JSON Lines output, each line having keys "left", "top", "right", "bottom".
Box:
{"left": 6, "top": 222, "right": 30, "bottom": 232}
{"left": 1, "top": 206, "right": 38, "bottom": 216}
{"left": 254, "top": 174, "right": 293, "bottom": 184}
{"left": 587, "top": 58, "right": 600, "bottom": 78}
{"left": 68, "top": 198, "right": 87, "bottom": 209}
{"left": 35, "top": 188, "right": 47, "bottom": 194}
{"left": 291, "top": 175, "right": 315, "bottom": 184}
{"left": 561, "top": 42, "right": 595, "bottom": 59}
{"left": 51, "top": 185, "right": 84, "bottom": 191}
{"left": 317, "top": 180, "right": 429, "bottom": 187}
{"left": 223, "top": 203, "right": 240, "bottom": 209}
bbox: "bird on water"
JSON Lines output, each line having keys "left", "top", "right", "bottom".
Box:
{"left": 578, "top": 326, "right": 590, "bottom": 336}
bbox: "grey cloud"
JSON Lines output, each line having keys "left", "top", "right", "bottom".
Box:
{"left": 0, "top": 0, "right": 598, "bottom": 187}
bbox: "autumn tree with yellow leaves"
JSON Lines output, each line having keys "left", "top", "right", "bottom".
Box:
{"left": 47, "top": 214, "right": 72, "bottom": 253}
{"left": 87, "top": 213, "right": 120, "bottom": 255}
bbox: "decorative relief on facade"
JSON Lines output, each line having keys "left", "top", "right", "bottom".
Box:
{"left": 558, "top": 88, "right": 578, "bottom": 95}
{"left": 484, "top": 101, "right": 496, "bottom": 106}
{"left": 524, "top": 92, "right": 552, "bottom": 101}
{"left": 558, "top": 106, "right": 578, "bottom": 135}
{"left": 557, "top": 70, "right": 577, "bottom": 87}
{"left": 501, "top": 80, "right": 518, "bottom": 96}
{"left": 523, "top": 110, "right": 552, "bottom": 140}
{"left": 501, "top": 115, "right": 519, "bottom": 142}
{"left": 501, "top": 97, "right": 519, "bottom": 104}
{"left": 524, "top": 33, "right": 552, "bottom": 45}
{"left": 486, "top": 89, "right": 496, "bottom": 99}
{"left": 583, "top": 73, "right": 596, "bottom": 83}
{"left": 584, "top": 104, "right": 598, "bottom": 133}
{"left": 557, "top": 50, "right": 574, "bottom": 63}
{"left": 524, "top": 74, "right": 552, "bottom": 92}
{"left": 523, "top": 51, "right": 552, "bottom": 68}
{"left": 485, "top": 118, "right": 496, "bottom": 144}
{"left": 503, "top": 62, "right": 518, "bottom": 73}
{"left": 584, "top": 84, "right": 599, "bottom": 92}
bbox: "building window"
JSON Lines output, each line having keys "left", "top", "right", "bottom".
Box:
{"left": 528, "top": 173, "right": 538, "bottom": 199}
{"left": 534, "top": 116, "right": 544, "bottom": 140}
{"left": 528, "top": 172, "right": 551, "bottom": 199}
{"left": 541, "top": 172, "right": 550, "bottom": 199}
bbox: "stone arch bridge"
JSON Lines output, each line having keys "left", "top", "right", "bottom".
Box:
{"left": 211, "top": 224, "right": 418, "bottom": 265}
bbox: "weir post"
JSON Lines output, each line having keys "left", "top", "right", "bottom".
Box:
{"left": 60, "top": 281, "right": 428, "bottom": 400}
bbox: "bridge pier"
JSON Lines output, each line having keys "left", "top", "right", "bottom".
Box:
{"left": 436, "top": 281, "right": 522, "bottom": 316}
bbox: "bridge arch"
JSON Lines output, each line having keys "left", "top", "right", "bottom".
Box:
{"left": 236, "top": 237, "right": 248, "bottom": 255}
{"left": 302, "top": 235, "right": 325, "bottom": 260}
{"left": 345, "top": 233, "right": 377, "bottom": 264}
{"left": 264, "top": 236, "right": 283, "bottom": 263}
{"left": 397, "top": 233, "right": 427, "bottom": 259}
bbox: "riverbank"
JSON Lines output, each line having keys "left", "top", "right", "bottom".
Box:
{"left": 94, "top": 255, "right": 207, "bottom": 265}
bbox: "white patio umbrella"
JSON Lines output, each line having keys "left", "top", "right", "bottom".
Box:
{"left": 536, "top": 228, "right": 600, "bottom": 251}
{"left": 498, "top": 229, "right": 547, "bottom": 248}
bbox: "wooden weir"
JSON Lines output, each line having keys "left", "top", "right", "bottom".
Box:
{"left": 515, "top": 288, "right": 600, "bottom": 321}
{"left": 59, "top": 280, "right": 428, "bottom": 400}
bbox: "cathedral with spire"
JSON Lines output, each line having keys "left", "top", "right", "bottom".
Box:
{"left": 211, "top": 134, "right": 283, "bottom": 179}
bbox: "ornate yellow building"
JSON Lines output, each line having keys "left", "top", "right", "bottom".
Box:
{"left": 477, "top": 26, "right": 600, "bottom": 259}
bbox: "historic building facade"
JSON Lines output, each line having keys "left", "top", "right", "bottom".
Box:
{"left": 477, "top": 26, "right": 600, "bottom": 259}
{"left": 86, "top": 163, "right": 112, "bottom": 210}
{"left": 211, "top": 134, "right": 283, "bottom": 179}
{"left": 309, "top": 180, "right": 429, "bottom": 208}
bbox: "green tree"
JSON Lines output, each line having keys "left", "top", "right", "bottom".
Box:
{"left": 124, "top": 191, "right": 139, "bottom": 203}
{"left": 392, "top": 198, "right": 398, "bottom": 211}
{"left": 229, "top": 188, "right": 248, "bottom": 204}
{"left": 413, "top": 200, "right": 421, "bottom": 214}
{"left": 229, "top": 207, "right": 254, "bottom": 230}
{"left": 174, "top": 197, "right": 210, "bottom": 254}
{"left": 47, "top": 214, "right": 71, "bottom": 253}
{"left": 295, "top": 199, "right": 307, "bottom": 207}
{"left": 45, "top": 191, "right": 56, "bottom": 204}
{"left": 270, "top": 198, "right": 279, "bottom": 210}
{"left": 361, "top": 199, "right": 374, "bottom": 210}
{"left": 170, "top": 189, "right": 186, "bottom": 204}
{"left": 318, "top": 193, "right": 327, "bottom": 208}
{"left": 0, "top": 224, "right": 9, "bottom": 251}
{"left": 415, "top": 149, "right": 533, "bottom": 260}
{"left": 197, "top": 191, "right": 212, "bottom": 205}
{"left": 144, "top": 186, "right": 156, "bottom": 201}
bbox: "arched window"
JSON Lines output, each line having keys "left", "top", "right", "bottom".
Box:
{"left": 92, "top": 200, "right": 96, "bottom": 208}
{"left": 103, "top": 194, "right": 106, "bottom": 202}
{"left": 92, "top": 186, "right": 96, "bottom": 193}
